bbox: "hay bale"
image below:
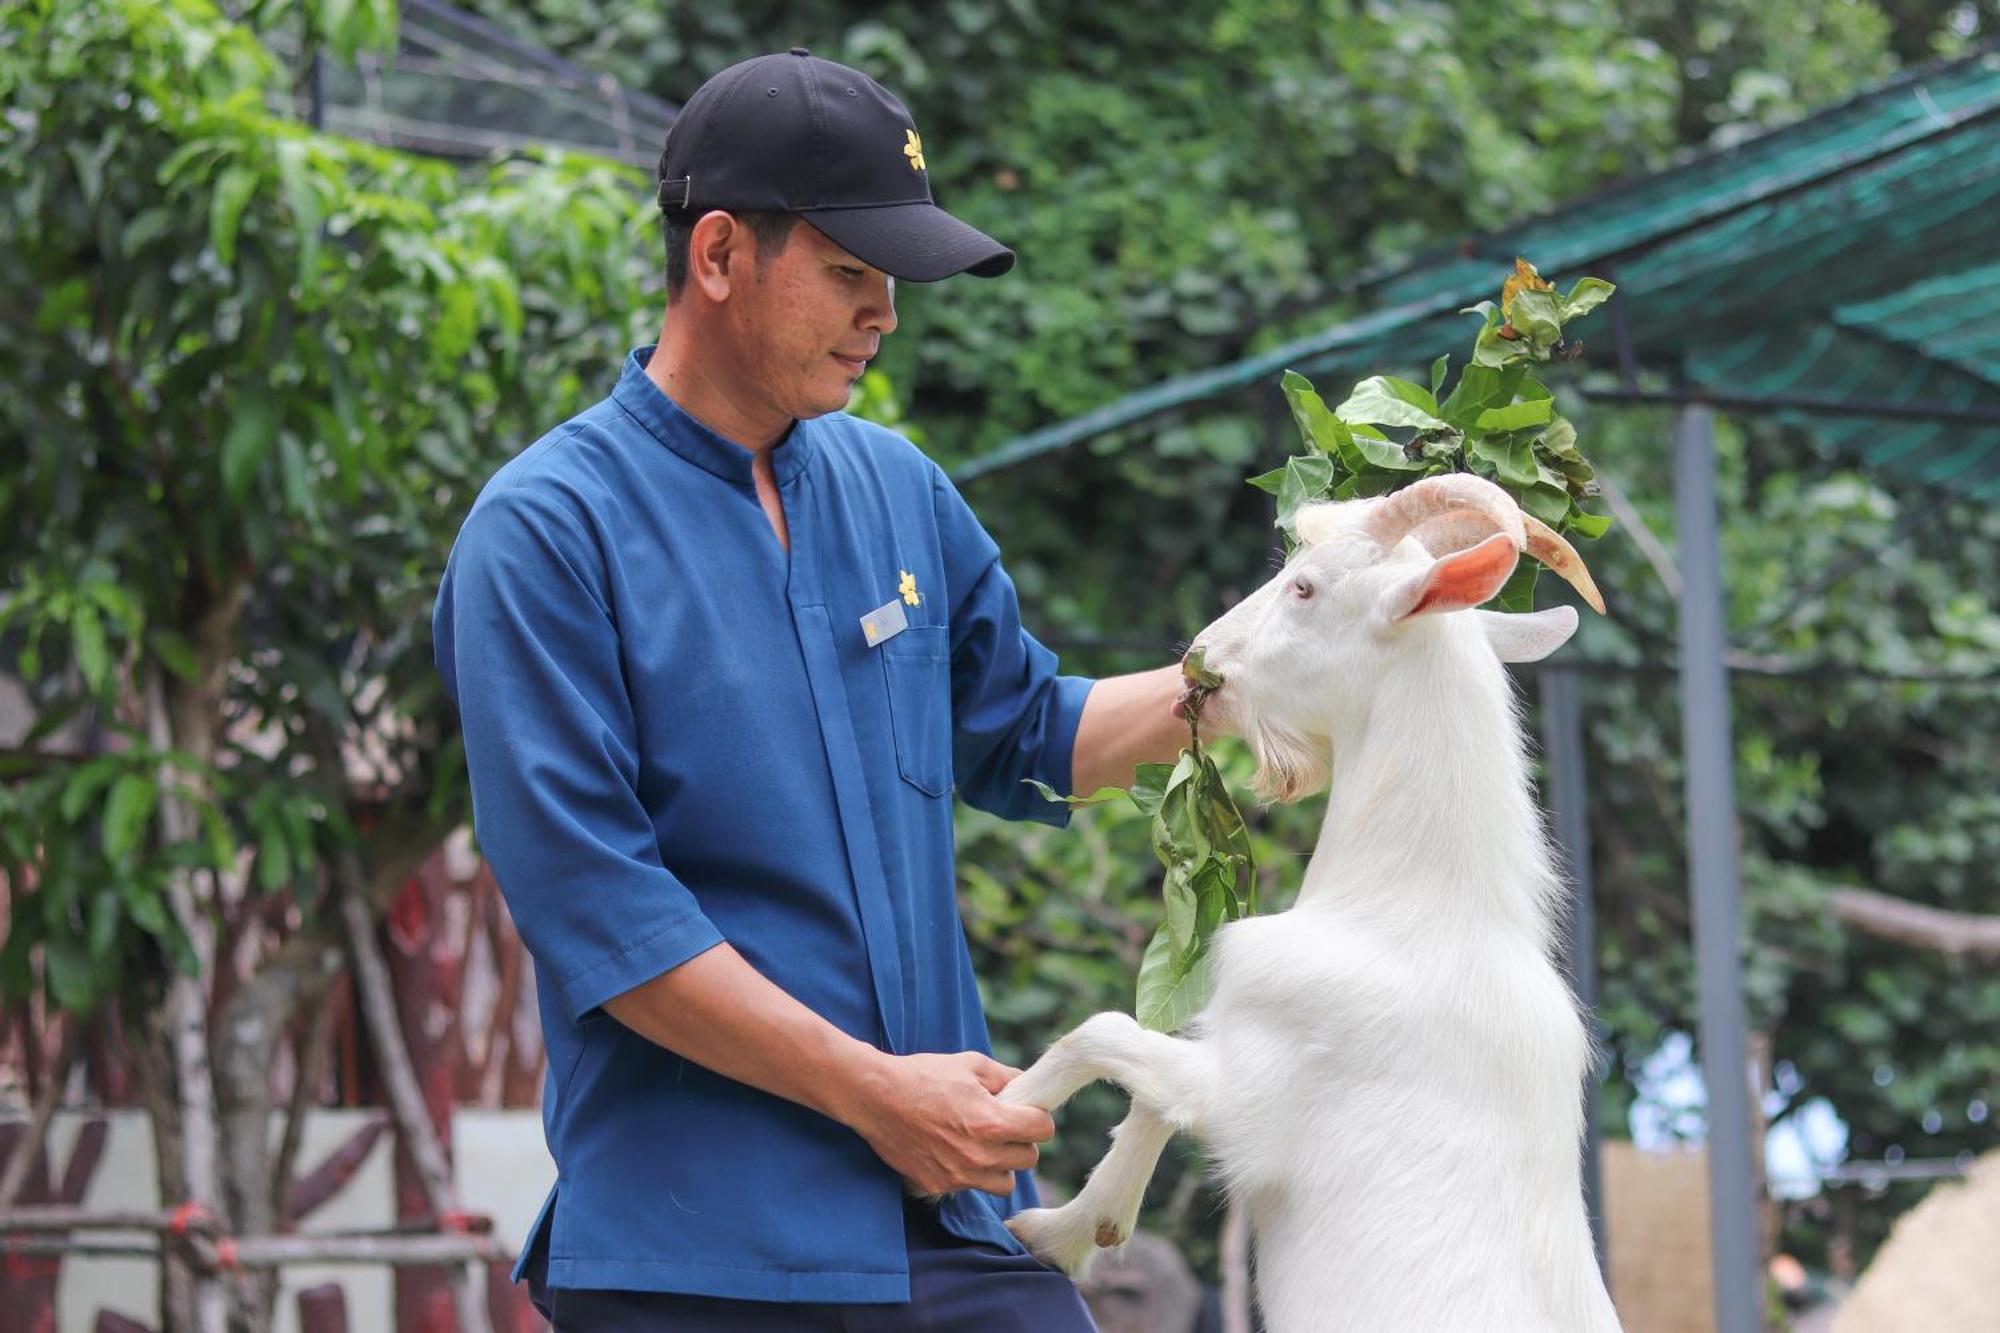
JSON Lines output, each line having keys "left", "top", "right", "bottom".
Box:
{"left": 1833, "top": 1150, "right": 2000, "bottom": 1333}
{"left": 1602, "top": 1141, "right": 1718, "bottom": 1333}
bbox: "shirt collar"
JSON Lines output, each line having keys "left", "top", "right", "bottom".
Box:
{"left": 613, "top": 345, "right": 817, "bottom": 487}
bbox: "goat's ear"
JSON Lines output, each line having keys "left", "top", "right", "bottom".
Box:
{"left": 1473, "top": 606, "right": 1578, "bottom": 662}
{"left": 1380, "top": 533, "right": 1519, "bottom": 623}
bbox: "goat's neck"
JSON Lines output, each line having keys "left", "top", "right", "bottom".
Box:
{"left": 1297, "top": 635, "right": 1557, "bottom": 947}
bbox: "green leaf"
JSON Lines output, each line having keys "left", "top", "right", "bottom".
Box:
{"left": 1439, "top": 363, "right": 1505, "bottom": 425}
{"left": 101, "top": 773, "right": 157, "bottom": 863}
{"left": 1568, "top": 510, "right": 1613, "bottom": 540}
{"left": 1521, "top": 482, "right": 1572, "bottom": 525}
{"left": 197, "top": 801, "right": 236, "bottom": 867}
{"left": 1476, "top": 398, "right": 1555, "bottom": 432}
{"left": 1275, "top": 453, "right": 1337, "bottom": 532}
{"left": 87, "top": 889, "right": 121, "bottom": 961}
{"left": 1136, "top": 925, "right": 1213, "bottom": 1033}
{"left": 1023, "top": 778, "right": 1136, "bottom": 809}
{"left": 277, "top": 432, "right": 312, "bottom": 517}
{"left": 149, "top": 630, "right": 200, "bottom": 684}
{"left": 1429, "top": 354, "right": 1449, "bottom": 400}
{"left": 1245, "top": 466, "right": 1286, "bottom": 496}
{"left": 1470, "top": 434, "right": 1541, "bottom": 488}
{"left": 209, "top": 165, "right": 258, "bottom": 267}
{"left": 1492, "top": 561, "right": 1540, "bottom": 613}
{"left": 1508, "top": 288, "right": 1564, "bottom": 349}
{"left": 43, "top": 938, "right": 98, "bottom": 1012}
{"left": 1539, "top": 416, "right": 1580, "bottom": 459}
{"left": 59, "top": 758, "right": 122, "bottom": 823}
{"left": 222, "top": 390, "right": 276, "bottom": 502}
{"left": 71, "top": 604, "right": 109, "bottom": 692}
{"left": 256, "top": 813, "right": 292, "bottom": 893}
{"left": 35, "top": 277, "right": 91, "bottom": 333}
{"left": 1349, "top": 431, "right": 1427, "bottom": 473}
{"left": 1335, "top": 375, "right": 1448, "bottom": 431}
{"left": 274, "top": 137, "right": 322, "bottom": 284}
{"left": 1128, "top": 762, "right": 1174, "bottom": 817}
{"left": 127, "top": 887, "right": 168, "bottom": 937}
{"left": 1279, "top": 370, "right": 1354, "bottom": 456}
{"left": 1562, "top": 277, "right": 1616, "bottom": 322}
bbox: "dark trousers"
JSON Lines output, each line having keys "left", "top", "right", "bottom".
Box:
{"left": 526, "top": 1198, "right": 1099, "bottom": 1332}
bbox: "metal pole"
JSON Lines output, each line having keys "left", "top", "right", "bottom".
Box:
{"left": 1672, "top": 404, "right": 1764, "bottom": 1333}
{"left": 1537, "top": 666, "right": 1608, "bottom": 1281}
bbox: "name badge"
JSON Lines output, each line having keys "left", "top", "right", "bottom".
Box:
{"left": 860, "top": 598, "right": 910, "bottom": 648}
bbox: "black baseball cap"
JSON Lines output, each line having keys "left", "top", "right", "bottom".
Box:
{"left": 656, "top": 48, "right": 1014, "bottom": 283}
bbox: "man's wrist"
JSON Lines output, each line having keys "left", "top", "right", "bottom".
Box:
{"left": 817, "top": 1036, "right": 895, "bottom": 1130}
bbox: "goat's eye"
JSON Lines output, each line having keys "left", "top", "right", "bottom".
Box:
{"left": 1291, "top": 575, "right": 1315, "bottom": 600}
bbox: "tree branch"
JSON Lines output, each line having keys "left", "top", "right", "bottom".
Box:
{"left": 0, "top": 1021, "right": 80, "bottom": 1210}
{"left": 337, "top": 858, "right": 489, "bottom": 1333}
{"left": 1828, "top": 887, "right": 2000, "bottom": 960}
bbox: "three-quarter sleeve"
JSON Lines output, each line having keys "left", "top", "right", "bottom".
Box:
{"left": 931, "top": 470, "right": 1096, "bottom": 824}
{"left": 433, "top": 485, "right": 724, "bottom": 1020}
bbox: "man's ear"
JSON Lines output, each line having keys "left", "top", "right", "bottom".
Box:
{"left": 687, "top": 210, "right": 744, "bottom": 302}
{"left": 1472, "top": 606, "right": 1579, "bottom": 662}
{"left": 1379, "top": 533, "right": 1520, "bottom": 623}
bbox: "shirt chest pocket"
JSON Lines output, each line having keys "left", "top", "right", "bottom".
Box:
{"left": 878, "top": 625, "right": 953, "bottom": 797}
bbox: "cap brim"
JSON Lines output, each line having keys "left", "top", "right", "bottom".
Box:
{"left": 799, "top": 201, "right": 1015, "bottom": 282}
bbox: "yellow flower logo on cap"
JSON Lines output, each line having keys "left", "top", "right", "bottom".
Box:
{"left": 903, "top": 129, "right": 926, "bottom": 172}
{"left": 899, "top": 569, "right": 921, "bottom": 607}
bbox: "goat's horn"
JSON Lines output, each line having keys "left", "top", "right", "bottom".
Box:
{"left": 1522, "top": 513, "right": 1607, "bottom": 614}
{"left": 1364, "top": 474, "right": 1524, "bottom": 554}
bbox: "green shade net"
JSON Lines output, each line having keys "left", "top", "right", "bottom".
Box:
{"left": 959, "top": 45, "right": 2000, "bottom": 496}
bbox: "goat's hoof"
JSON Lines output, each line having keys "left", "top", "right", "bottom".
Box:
{"left": 1006, "top": 1206, "right": 1108, "bottom": 1279}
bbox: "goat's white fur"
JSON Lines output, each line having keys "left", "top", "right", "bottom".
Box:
{"left": 1001, "top": 490, "right": 1621, "bottom": 1333}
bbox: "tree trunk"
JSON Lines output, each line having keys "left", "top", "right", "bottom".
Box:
{"left": 213, "top": 932, "right": 347, "bottom": 1333}
{"left": 138, "top": 997, "right": 197, "bottom": 1333}
{"left": 145, "top": 665, "right": 227, "bottom": 1333}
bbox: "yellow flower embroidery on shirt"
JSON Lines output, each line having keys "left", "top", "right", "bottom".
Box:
{"left": 903, "top": 129, "right": 926, "bottom": 173}
{"left": 899, "top": 570, "right": 921, "bottom": 607}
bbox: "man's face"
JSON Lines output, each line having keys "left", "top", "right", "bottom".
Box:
{"left": 730, "top": 222, "right": 899, "bottom": 421}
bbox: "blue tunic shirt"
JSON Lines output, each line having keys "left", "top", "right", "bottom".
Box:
{"left": 432, "top": 346, "right": 1094, "bottom": 1302}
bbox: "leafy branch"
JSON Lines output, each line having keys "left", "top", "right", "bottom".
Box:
{"left": 1250, "top": 258, "right": 1615, "bottom": 609}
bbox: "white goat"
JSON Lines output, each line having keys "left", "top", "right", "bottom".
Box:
{"left": 1001, "top": 475, "right": 1621, "bottom": 1333}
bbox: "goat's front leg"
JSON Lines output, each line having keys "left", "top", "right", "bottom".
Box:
{"left": 999, "top": 1011, "right": 1211, "bottom": 1126}
{"left": 1006, "top": 1103, "right": 1177, "bottom": 1277}
{"left": 998, "top": 1012, "right": 1212, "bottom": 1277}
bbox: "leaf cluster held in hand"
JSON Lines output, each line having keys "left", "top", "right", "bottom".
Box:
{"left": 1029, "top": 650, "right": 1252, "bottom": 1032}
{"left": 1247, "top": 257, "right": 1616, "bottom": 610}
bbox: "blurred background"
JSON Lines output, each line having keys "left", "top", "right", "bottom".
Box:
{"left": 3, "top": 1, "right": 1998, "bottom": 1331}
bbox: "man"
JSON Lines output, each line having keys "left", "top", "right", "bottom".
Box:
{"left": 432, "top": 48, "right": 1189, "bottom": 1330}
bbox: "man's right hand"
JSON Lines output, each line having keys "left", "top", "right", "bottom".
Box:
{"left": 603, "top": 947, "right": 1055, "bottom": 1198}
{"left": 839, "top": 1050, "right": 1056, "bottom": 1198}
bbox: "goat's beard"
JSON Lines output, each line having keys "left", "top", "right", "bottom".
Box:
{"left": 1248, "top": 714, "right": 1331, "bottom": 804}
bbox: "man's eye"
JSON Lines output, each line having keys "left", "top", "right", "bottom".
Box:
{"left": 836, "top": 266, "right": 864, "bottom": 278}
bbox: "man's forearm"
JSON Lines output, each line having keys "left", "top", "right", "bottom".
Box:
{"left": 1069, "top": 664, "right": 1189, "bottom": 796}
{"left": 603, "top": 940, "right": 887, "bottom": 1126}
{"left": 602, "top": 941, "right": 1056, "bottom": 1196}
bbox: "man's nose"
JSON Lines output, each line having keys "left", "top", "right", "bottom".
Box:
{"left": 862, "top": 274, "right": 898, "bottom": 336}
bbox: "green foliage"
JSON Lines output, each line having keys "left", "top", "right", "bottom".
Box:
{"left": 1128, "top": 739, "right": 1256, "bottom": 1033}
{"left": 0, "top": 0, "right": 653, "bottom": 1017}
{"left": 1031, "top": 653, "right": 1254, "bottom": 1032}
{"left": 1253, "top": 260, "right": 1613, "bottom": 550}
